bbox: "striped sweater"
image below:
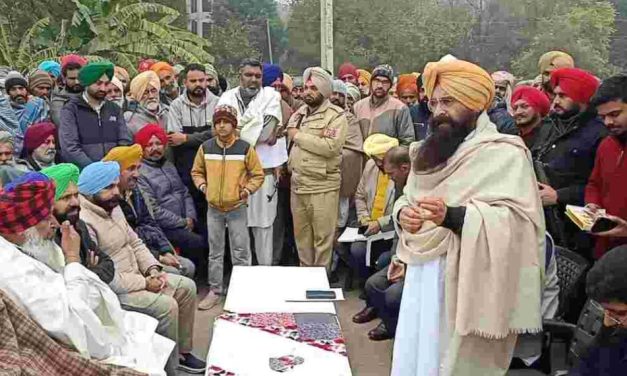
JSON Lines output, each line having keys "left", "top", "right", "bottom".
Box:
{"left": 191, "top": 137, "right": 264, "bottom": 212}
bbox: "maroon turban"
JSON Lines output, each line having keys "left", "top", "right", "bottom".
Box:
{"left": 511, "top": 86, "right": 551, "bottom": 117}
{"left": 0, "top": 178, "right": 55, "bottom": 234}
{"left": 134, "top": 123, "right": 167, "bottom": 148}
{"left": 61, "top": 54, "right": 87, "bottom": 71}
{"left": 338, "top": 63, "right": 359, "bottom": 80}
{"left": 550, "top": 68, "right": 599, "bottom": 104}
{"left": 23, "top": 121, "right": 56, "bottom": 154}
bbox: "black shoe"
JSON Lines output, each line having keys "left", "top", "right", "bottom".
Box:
{"left": 368, "top": 322, "right": 393, "bottom": 341}
{"left": 178, "top": 353, "right": 206, "bottom": 374}
{"left": 352, "top": 306, "right": 378, "bottom": 324}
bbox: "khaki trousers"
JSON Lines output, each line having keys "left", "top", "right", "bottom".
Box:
{"left": 290, "top": 190, "right": 339, "bottom": 268}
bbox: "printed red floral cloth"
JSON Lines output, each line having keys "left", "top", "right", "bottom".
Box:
{"left": 217, "top": 312, "right": 347, "bottom": 356}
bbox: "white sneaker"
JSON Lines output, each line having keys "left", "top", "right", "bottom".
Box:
{"left": 198, "top": 291, "right": 221, "bottom": 310}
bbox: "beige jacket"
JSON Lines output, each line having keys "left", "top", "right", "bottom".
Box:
{"left": 80, "top": 196, "right": 160, "bottom": 298}
{"left": 354, "top": 159, "right": 396, "bottom": 230}
{"left": 287, "top": 99, "right": 348, "bottom": 194}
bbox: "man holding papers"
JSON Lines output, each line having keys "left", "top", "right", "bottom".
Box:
{"left": 350, "top": 134, "right": 399, "bottom": 285}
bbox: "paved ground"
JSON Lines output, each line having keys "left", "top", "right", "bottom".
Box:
{"left": 181, "top": 286, "right": 393, "bottom": 375}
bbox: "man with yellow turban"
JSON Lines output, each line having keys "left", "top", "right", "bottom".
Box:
{"left": 392, "top": 58, "right": 545, "bottom": 375}
{"left": 125, "top": 70, "right": 169, "bottom": 135}
{"left": 151, "top": 61, "right": 178, "bottom": 106}
{"left": 103, "top": 145, "right": 196, "bottom": 280}
{"left": 538, "top": 51, "right": 575, "bottom": 96}
{"left": 357, "top": 69, "right": 371, "bottom": 98}
{"left": 349, "top": 133, "right": 398, "bottom": 291}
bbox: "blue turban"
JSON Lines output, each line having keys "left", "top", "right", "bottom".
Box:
{"left": 262, "top": 63, "right": 283, "bottom": 87}
{"left": 332, "top": 79, "right": 347, "bottom": 96}
{"left": 38, "top": 61, "right": 61, "bottom": 78}
{"left": 4, "top": 172, "right": 50, "bottom": 192}
{"left": 78, "top": 161, "right": 120, "bottom": 196}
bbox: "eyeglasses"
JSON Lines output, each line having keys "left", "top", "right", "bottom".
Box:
{"left": 427, "top": 96, "right": 458, "bottom": 112}
{"left": 590, "top": 300, "right": 627, "bottom": 327}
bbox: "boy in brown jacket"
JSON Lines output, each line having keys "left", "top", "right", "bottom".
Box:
{"left": 191, "top": 104, "right": 264, "bottom": 309}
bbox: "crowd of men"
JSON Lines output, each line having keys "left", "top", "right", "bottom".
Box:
{"left": 0, "top": 49, "right": 626, "bottom": 376}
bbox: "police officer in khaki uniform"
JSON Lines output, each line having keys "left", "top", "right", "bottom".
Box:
{"left": 287, "top": 67, "right": 348, "bottom": 268}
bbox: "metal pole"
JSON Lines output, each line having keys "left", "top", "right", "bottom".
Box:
{"left": 320, "top": 0, "right": 333, "bottom": 74}
{"left": 266, "top": 18, "right": 273, "bottom": 64}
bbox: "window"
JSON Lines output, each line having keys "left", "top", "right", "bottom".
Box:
{"left": 190, "top": 0, "right": 197, "bottom": 14}
{"left": 202, "top": 0, "right": 212, "bottom": 13}
{"left": 202, "top": 22, "right": 211, "bottom": 38}
{"left": 191, "top": 20, "right": 198, "bottom": 34}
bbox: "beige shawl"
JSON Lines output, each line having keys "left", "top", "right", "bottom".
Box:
{"left": 396, "top": 112, "right": 545, "bottom": 339}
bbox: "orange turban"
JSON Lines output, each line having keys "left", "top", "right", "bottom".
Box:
{"left": 423, "top": 59, "right": 495, "bottom": 112}
{"left": 397, "top": 74, "right": 418, "bottom": 94}
{"left": 150, "top": 61, "right": 174, "bottom": 75}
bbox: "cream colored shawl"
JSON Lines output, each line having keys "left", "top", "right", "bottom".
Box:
{"left": 397, "top": 112, "right": 545, "bottom": 339}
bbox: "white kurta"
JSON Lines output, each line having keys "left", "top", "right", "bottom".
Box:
{"left": 392, "top": 258, "right": 448, "bottom": 376}
{"left": 0, "top": 236, "right": 173, "bottom": 376}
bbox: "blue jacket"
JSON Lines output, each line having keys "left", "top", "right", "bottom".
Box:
{"left": 409, "top": 101, "right": 431, "bottom": 141}
{"left": 535, "top": 111, "right": 608, "bottom": 206}
{"left": 119, "top": 187, "right": 173, "bottom": 258}
{"left": 58, "top": 96, "right": 132, "bottom": 169}
{"left": 137, "top": 158, "right": 197, "bottom": 231}
{"left": 488, "top": 102, "right": 517, "bottom": 135}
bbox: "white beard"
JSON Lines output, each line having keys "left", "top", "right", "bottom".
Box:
{"left": 21, "top": 227, "right": 66, "bottom": 273}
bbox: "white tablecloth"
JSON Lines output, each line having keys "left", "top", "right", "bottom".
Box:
{"left": 223, "top": 266, "right": 336, "bottom": 314}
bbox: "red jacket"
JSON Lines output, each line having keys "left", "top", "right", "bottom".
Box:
{"left": 585, "top": 136, "right": 627, "bottom": 258}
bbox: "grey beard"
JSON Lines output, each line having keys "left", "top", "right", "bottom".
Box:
{"left": 20, "top": 227, "right": 65, "bottom": 273}
{"left": 240, "top": 86, "right": 260, "bottom": 99}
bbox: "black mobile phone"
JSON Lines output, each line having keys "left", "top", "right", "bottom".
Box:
{"left": 357, "top": 226, "right": 369, "bottom": 235}
{"left": 591, "top": 217, "right": 618, "bottom": 233}
{"left": 306, "top": 290, "right": 336, "bottom": 300}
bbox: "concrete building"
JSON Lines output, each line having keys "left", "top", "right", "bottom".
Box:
{"left": 187, "top": 0, "right": 213, "bottom": 37}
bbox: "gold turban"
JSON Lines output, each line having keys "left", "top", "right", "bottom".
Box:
{"left": 363, "top": 133, "right": 399, "bottom": 158}
{"left": 129, "top": 70, "right": 161, "bottom": 102}
{"left": 103, "top": 144, "right": 143, "bottom": 171}
{"left": 538, "top": 51, "right": 574, "bottom": 75}
{"left": 423, "top": 59, "right": 495, "bottom": 112}
{"left": 357, "top": 69, "right": 371, "bottom": 86}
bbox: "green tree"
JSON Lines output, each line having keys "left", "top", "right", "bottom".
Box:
{"left": 226, "top": 0, "right": 287, "bottom": 63}
{"left": 505, "top": 0, "right": 619, "bottom": 78}
{"left": 67, "top": 0, "right": 212, "bottom": 76}
{"left": 287, "top": 0, "right": 473, "bottom": 73}
{"left": 0, "top": 17, "right": 65, "bottom": 71}
{"left": 208, "top": 18, "right": 261, "bottom": 83}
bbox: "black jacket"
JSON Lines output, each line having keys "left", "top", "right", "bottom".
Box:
{"left": 55, "top": 219, "right": 115, "bottom": 284}
{"left": 535, "top": 111, "right": 608, "bottom": 206}
{"left": 409, "top": 101, "right": 431, "bottom": 141}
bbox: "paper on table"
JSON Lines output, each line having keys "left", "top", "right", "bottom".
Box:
{"left": 337, "top": 227, "right": 366, "bottom": 243}
{"left": 285, "top": 288, "right": 345, "bottom": 302}
{"left": 207, "top": 319, "right": 352, "bottom": 376}
{"left": 224, "top": 266, "right": 336, "bottom": 314}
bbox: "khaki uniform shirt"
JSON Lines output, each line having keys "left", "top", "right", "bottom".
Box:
{"left": 287, "top": 99, "right": 347, "bottom": 194}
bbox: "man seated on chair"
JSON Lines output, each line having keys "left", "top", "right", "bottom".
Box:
{"left": 352, "top": 145, "right": 411, "bottom": 341}
{"left": 571, "top": 245, "right": 627, "bottom": 375}
{"left": 349, "top": 134, "right": 399, "bottom": 291}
